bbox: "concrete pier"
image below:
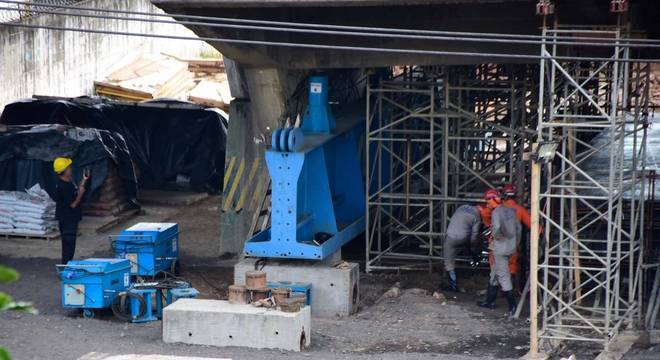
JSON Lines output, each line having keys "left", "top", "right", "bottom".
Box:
{"left": 234, "top": 257, "right": 359, "bottom": 317}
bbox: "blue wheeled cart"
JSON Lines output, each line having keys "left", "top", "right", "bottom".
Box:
{"left": 110, "top": 223, "right": 180, "bottom": 277}
{"left": 57, "top": 258, "right": 131, "bottom": 318}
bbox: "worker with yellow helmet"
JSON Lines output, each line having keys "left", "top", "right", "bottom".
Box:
{"left": 53, "top": 157, "right": 90, "bottom": 264}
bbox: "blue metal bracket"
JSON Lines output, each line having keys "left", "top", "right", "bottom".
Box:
{"left": 301, "top": 75, "right": 335, "bottom": 134}
{"left": 244, "top": 75, "right": 365, "bottom": 260}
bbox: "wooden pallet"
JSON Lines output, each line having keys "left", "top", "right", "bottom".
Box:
{"left": 0, "top": 231, "right": 60, "bottom": 241}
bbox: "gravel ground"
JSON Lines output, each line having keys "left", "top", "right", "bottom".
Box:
{"left": 0, "top": 254, "right": 528, "bottom": 360}
{"left": 0, "top": 195, "right": 650, "bottom": 359}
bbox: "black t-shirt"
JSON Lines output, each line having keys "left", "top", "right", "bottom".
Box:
{"left": 55, "top": 179, "right": 82, "bottom": 224}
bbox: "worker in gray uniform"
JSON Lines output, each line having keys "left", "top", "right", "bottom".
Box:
{"left": 443, "top": 204, "right": 486, "bottom": 292}
{"left": 478, "top": 188, "right": 521, "bottom": 316}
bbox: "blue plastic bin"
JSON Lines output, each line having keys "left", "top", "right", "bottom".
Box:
{"left": 58, "top": 258, "right": 131, "bottom": 315}
{"left": 111, "top": 223, "right": 179, "bottom": 276}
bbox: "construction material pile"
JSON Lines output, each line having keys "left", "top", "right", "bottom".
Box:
{"left": 651, "top": 64, "right": 660, "bottom": 107}
{"left": 227, "top": 270, "right": 308, "bottom": 313}
{"left": 0, "top": 184, "right": 57, "bottom": 236}
{"left": 94, "top": 53, "right": 232, "bottom": 111}
{"left": 1, "top": 101, "right": 227, "bottom": 193}
{"left": 0, "top": 124, "right": 140, "bottom": 218}
{"left": 83, "top": 162, "right": 129, "bottom": 217}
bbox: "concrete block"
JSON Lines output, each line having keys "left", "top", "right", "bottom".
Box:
{"left": 163, "top": 299, "right": 310, "bottom": 352}
{"left": 234, "top": 258, "right": 359, "bottom": 317}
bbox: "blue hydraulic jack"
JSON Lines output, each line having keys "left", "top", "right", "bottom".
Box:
{"left": 244, "top": 75, "right": 365, "bottom": 260}
{"left": 117, "top": 283, "right": 199, "bottom": 323}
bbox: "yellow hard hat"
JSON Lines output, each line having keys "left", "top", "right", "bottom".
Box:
{"left": 53, "top": 157, "right": 73, "bottom": 174}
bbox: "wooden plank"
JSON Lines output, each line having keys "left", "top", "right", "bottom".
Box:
{"left": 94, "top": 81, "right": 152, "bottom": 99}
{"left": 187, "top": 80, "right": 231, "bottom": 110}
{"left": 529, "top": 143, "right": 541, "bottom": 358}
{"left": 138, "top": 190, "right": 209, "bottom": 206}
{"left": 94, "top": 208, "right": 140, "bottom": 234}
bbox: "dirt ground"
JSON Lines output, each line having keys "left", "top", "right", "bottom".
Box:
{"left": 0, "top": 195, "right": 652, "bottom": 359}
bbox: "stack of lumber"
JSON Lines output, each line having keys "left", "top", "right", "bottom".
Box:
{"left": 188, "top": 80, "right": 232, "bottom": 111}
{"left": 94, "top": 53, "right": 232, "bottom": 111}
{"left": 82, "top": 162, "right": 130, "bottom": 217}
{"left": 94, "top": 54, "right": 194, "bottom": 101}
{"left": 187, "top": 59, "right": 225, "bottom": 74}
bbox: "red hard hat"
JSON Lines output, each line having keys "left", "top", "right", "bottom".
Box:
{"left": 484, "top": 188, "right": 501, "bottom": 200}
{"left": 502, "top": 184, "right": 517, "bottom": 196}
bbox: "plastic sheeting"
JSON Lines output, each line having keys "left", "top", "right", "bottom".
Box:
{"left": 0, "top": 124, "right": 138, "bottom": 207}
{"left": 0, "top": 98, "right": 228, "bottom": 192}
{"left": 581, "top": 118, "right": 660, "bottom": 199}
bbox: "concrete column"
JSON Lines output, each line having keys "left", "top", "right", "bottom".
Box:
{"left": 219, "top": 65, "right": 304, "bottom": 256}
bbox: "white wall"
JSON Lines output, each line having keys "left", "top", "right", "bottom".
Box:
{"left": 0, "top": 0, "right": 210, "bottom": 112}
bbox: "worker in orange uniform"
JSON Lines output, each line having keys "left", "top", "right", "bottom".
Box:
{"left": 500, "top": 184, "right": 529, "bottom": 293}
{"left": 501, "top": 184, "right": 542, "bottom": 294}
{"left": 477, "top": 188, "right": 521, "bottom": 316}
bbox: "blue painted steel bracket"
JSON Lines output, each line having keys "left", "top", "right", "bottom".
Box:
{"left": 244, "top": 75, "right": 365, "bottom": 260}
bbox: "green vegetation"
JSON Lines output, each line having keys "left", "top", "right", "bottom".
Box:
{"left": 198, "top": 47, "right": 222, "bottom": 59}
{"left": 1, "top": 264, "right": 38, "bottom": 360}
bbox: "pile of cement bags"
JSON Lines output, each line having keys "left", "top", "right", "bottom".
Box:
{"left": 0, "top": 184, "right": 58, "bottom": 236}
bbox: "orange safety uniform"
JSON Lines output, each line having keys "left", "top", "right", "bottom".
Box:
{"left": 480, "top": 207, "right": 501, "bottom": 271}
{"left": 503, "top": 199, "right": 531, "bottom": 228}
{"left": 480, "top": 207, "right": 492, "bottom": 227}
{"left": 502, "top": 198, "right": 532, "bottom": 275}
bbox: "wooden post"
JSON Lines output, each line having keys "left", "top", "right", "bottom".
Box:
{"left": 529, "top": 146, "right": 541, "bottom": 358}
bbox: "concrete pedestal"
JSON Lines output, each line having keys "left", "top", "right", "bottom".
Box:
{"left": 234, "top": 258, "right": 359, "bottom": 317}
{"left": 163, "top": 299, "right": 311, "bottom": 352}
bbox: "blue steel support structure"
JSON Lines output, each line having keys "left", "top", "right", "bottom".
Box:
{"left": 244, "top": 75, "right": 365, "bottom": 260}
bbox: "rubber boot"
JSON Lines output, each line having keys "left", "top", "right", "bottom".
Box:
{"left": 477, "top": 285, "right": 498, "bottom": 309}
{"left": 443, "top": 270, "right": 458, "bottom": 292}
{"left": 504, "top": 290, "right": 517, "bottom": 316}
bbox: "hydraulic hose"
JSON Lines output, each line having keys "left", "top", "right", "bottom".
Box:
{"left": 111, "top": 291, "right": 146, "bottom": 322}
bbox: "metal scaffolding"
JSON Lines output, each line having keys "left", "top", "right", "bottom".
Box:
{"left": 364, "top": 24, "right": 652, "bottom": 355}
{"left": 365, "top": 65, "right": 536, "bottom": 271}
{"left": 532, "top": 26, "right": 650, "bottom": 348}
{"left": 365, "top": 68, "right": 444, "bottom": 271}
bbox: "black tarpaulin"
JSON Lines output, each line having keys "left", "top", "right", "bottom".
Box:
{"left": 0, "top": 98, "right": 228, "bottom": 193}
{"left": 0, "top": 125, "right": 139, "bottom": 206}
